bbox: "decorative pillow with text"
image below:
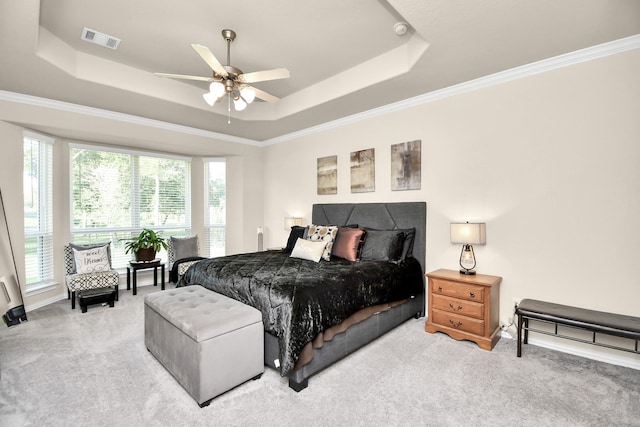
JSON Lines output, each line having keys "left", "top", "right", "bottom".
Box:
{"left": 73, "top": 245, "right": 111, "bottom": 274}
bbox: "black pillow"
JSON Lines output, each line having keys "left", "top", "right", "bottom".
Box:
{"left": 398, "top": 227, "right": 416, "bottom": 260}
{"left": 360, "top": 230, "right": 405, "bottom": 262}
{"left": 284, "top": 226, "right": 307, "bottom": 253}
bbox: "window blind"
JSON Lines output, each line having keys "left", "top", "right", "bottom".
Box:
{"left": 204, "top": 159, "right": 226, "bottom": 257}
{"left": 70, "top": 145, "right": 191, "bottom": 268}
{"left": 23, "top": 133, "right": 55, "bottom": 289}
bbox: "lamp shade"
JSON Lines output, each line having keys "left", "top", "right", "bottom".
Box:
{"left": 240, "top": 86, "right": 256, "bottom": 104}
{"left": 209, "top": 81, "right": 225, "bottom": 98}
{"left": 450, "top": 222, "right": 486, "bottom": 244}
{"left": 284, "top": 217, "right": 303, "bottom": 230}
{"left": 202, "top": 91, "right": 217, "bottom": 106}
{"left": 233, "top": 97, "right": 247, "bottom": 111}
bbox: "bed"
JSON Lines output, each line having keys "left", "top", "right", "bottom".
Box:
{"left": 178, "top": 202, "right": 426, "bottom": 391}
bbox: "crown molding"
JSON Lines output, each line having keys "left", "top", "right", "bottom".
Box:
{"left": 0, "top": 90, "right": 262, "bottom": 147}
{"left": 2, "top": 34, "right": 638, "bottom": 147}
{"left": 263, "top": 34, "right": 640, "bottom": 146}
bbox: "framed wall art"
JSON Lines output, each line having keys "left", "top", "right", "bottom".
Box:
{"left": 391, "top": 139, "right": 421, "bottom": 191}
{"left": 317, "top": 155, "right": 337, "bottom": 195}
{"left": 350, "top": 148, "right": 375, "bottom": 193}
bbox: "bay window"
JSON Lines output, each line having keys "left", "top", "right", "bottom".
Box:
{"left": 70, "top": 144, "right": 191, "bottom": 268}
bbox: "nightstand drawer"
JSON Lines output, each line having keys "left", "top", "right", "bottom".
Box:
{"left": 431, "top": 294, "right": 484, "bottom": 320}
{"left": 431, "top": 278, "right": 485, "bottom": 303}
{"left": 431, "top": 310, "right": 484, "bottom": 336}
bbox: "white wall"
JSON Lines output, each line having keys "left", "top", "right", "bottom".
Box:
{"left": 0, "top": 122, "right": 26, "bottom": 302}
{"left": 262, "top": 49, "right": 640, "bottom": 362}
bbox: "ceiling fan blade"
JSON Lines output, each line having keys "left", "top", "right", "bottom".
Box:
{"left": 250, "top": 86, "right": 280, "bottom": 103}
{"left": 191, "top": 44, "right": 228, "bottom": 77}
{"left": 154, "top": 72, "right": 214, "bottom": 82}
{"left": 238, "top": 68, "right": 290, "bottom": 84}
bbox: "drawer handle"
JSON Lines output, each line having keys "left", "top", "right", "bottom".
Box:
{"left": 469, "top": 291, "right": 475, "bottom": 298}
{"left": 438, "top": 286, "right": 443, "bottom": 292}
{"left": 449, "top": 303, "right": 463, "bottom": 312}
{"left": 449, "top": 319, "right": 463, "bottom": 328}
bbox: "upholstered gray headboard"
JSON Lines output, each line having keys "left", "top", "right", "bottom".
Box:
{"left": 312, "top": 202, "right": 427, "bottom": 273}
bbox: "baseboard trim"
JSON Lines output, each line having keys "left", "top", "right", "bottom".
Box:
{"left": 25, "top": 293, "right": 67, "bottom": 312}
{"left": 500, "top": 330, "right": 640, "bottom": 370}
{"left": 24, "top": 272, "right": 164, "bottom": 313}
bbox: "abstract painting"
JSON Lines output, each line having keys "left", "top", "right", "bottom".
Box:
{"left": 391, "top": 140, "right": 421, "bottom": 191}
{"left": 317, "top": 155, "right": 337, "bottom": 195}
{"left": 350, "top": 148, "right": 375, "bottom": 193}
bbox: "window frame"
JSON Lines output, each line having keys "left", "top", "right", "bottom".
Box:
{"left": 69, "top": 143, "right": 192, "bottom": 269}
{"left": 203, "top": 158, "right": 226, "bottom": 257}
{"left": 23, "top": 131, "right": 55, "bottom": 291}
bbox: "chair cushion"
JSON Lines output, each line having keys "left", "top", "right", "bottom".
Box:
{"left": 66, "top": 270, "right": 119, "bottom": 292}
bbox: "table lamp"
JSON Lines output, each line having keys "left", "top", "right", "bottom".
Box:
{"left": 450, "top": 222, "right": 486, "bottom": 275}
{"left": 284, "top": 217, "right": 303, "bottom": 231}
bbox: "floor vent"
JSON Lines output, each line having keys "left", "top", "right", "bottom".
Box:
{"left": 81, "top": 27, "right": 121, "bottom": 50}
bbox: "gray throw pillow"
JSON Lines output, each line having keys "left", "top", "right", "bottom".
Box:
{"left": 360, "top": 230, "right": 405, "bottom": 262}
{"left": 171, "top": 236, "right": 198, "bottom": 260}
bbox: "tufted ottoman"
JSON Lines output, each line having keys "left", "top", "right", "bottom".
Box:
{"left": 144, "top": 285, "right": 264, "bottom": 407}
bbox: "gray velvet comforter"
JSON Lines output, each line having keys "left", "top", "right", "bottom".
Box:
{"left": 177, "top": 250, "right": 424, "bottom": 375}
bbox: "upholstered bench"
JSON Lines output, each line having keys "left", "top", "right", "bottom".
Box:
{"left": 516, "top": 299, "right": 640, "bottom": 358}
{"left": 144, "top": 285, "right": 264, "bottom": 407}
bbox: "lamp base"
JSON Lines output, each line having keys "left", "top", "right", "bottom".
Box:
{"left": 459, "top": 269, "right": 476, "bottom": 275}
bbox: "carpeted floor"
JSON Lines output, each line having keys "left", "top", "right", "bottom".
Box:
{"left": 1, "top": 285, "right": 639, "bottom": 427}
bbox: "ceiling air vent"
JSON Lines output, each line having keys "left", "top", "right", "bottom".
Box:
{"left": 81, "top": 27, "right": 121, "bottom": 50}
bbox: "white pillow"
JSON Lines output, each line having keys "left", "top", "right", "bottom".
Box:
{"left": 73, "top": 245, "right": 111, "bottom": 274}
{"left": 289, "top": 238, "right": 328, "bottom": 263}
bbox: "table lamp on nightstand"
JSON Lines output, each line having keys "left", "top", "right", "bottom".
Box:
{"left": 450, "top": 222, "right": 486, "bottom": 275}
{"left": 284, "top": 217, "right": 303, "bottom": 230}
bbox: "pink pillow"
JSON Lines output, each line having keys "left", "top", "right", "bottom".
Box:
{"left": 332, "top": 228, "right": 367, "bottom": 262}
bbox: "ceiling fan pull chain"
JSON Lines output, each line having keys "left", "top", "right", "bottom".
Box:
{"left": 227, "top": 95, "right": 231, "bottom": 124}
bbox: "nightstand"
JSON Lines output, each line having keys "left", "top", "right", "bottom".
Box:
{"left": 425, "top": 269, "right": 502, "bottom": 351}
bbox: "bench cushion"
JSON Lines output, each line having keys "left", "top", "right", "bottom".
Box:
{"left": 145, "top": 285, "right": 262, "bottom": 342}
{"left": 517, "top": 299, "right": 640, "bottom": 339}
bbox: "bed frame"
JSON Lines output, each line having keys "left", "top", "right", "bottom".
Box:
{"left": 263, "top": 202, "right": 427, "bottom": 391}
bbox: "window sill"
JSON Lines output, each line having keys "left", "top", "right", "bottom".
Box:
{"left": 25, "top": 281, "right": 59, "bottom": 297}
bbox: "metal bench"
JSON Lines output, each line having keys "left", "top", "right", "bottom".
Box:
{"left": 516, "top": 299, "right": 640, "bottom": 357}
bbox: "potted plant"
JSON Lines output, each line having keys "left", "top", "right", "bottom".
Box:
{"left": 122, "top": 228, "right": 168, "bottom": 262}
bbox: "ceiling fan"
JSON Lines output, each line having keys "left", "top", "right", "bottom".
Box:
{"left": 154, "top": 29, "right": 290, "bottom": 113}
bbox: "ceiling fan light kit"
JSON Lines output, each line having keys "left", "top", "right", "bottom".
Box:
{"left": 154, "top": 29, "right": 289, "bottom": 122}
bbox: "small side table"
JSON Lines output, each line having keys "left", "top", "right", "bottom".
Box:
{"left": 425, "top": 269, "right": 502, "bottom": 351}
{"left": 127, "top": 259, "right": 165, "bottom": 296}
